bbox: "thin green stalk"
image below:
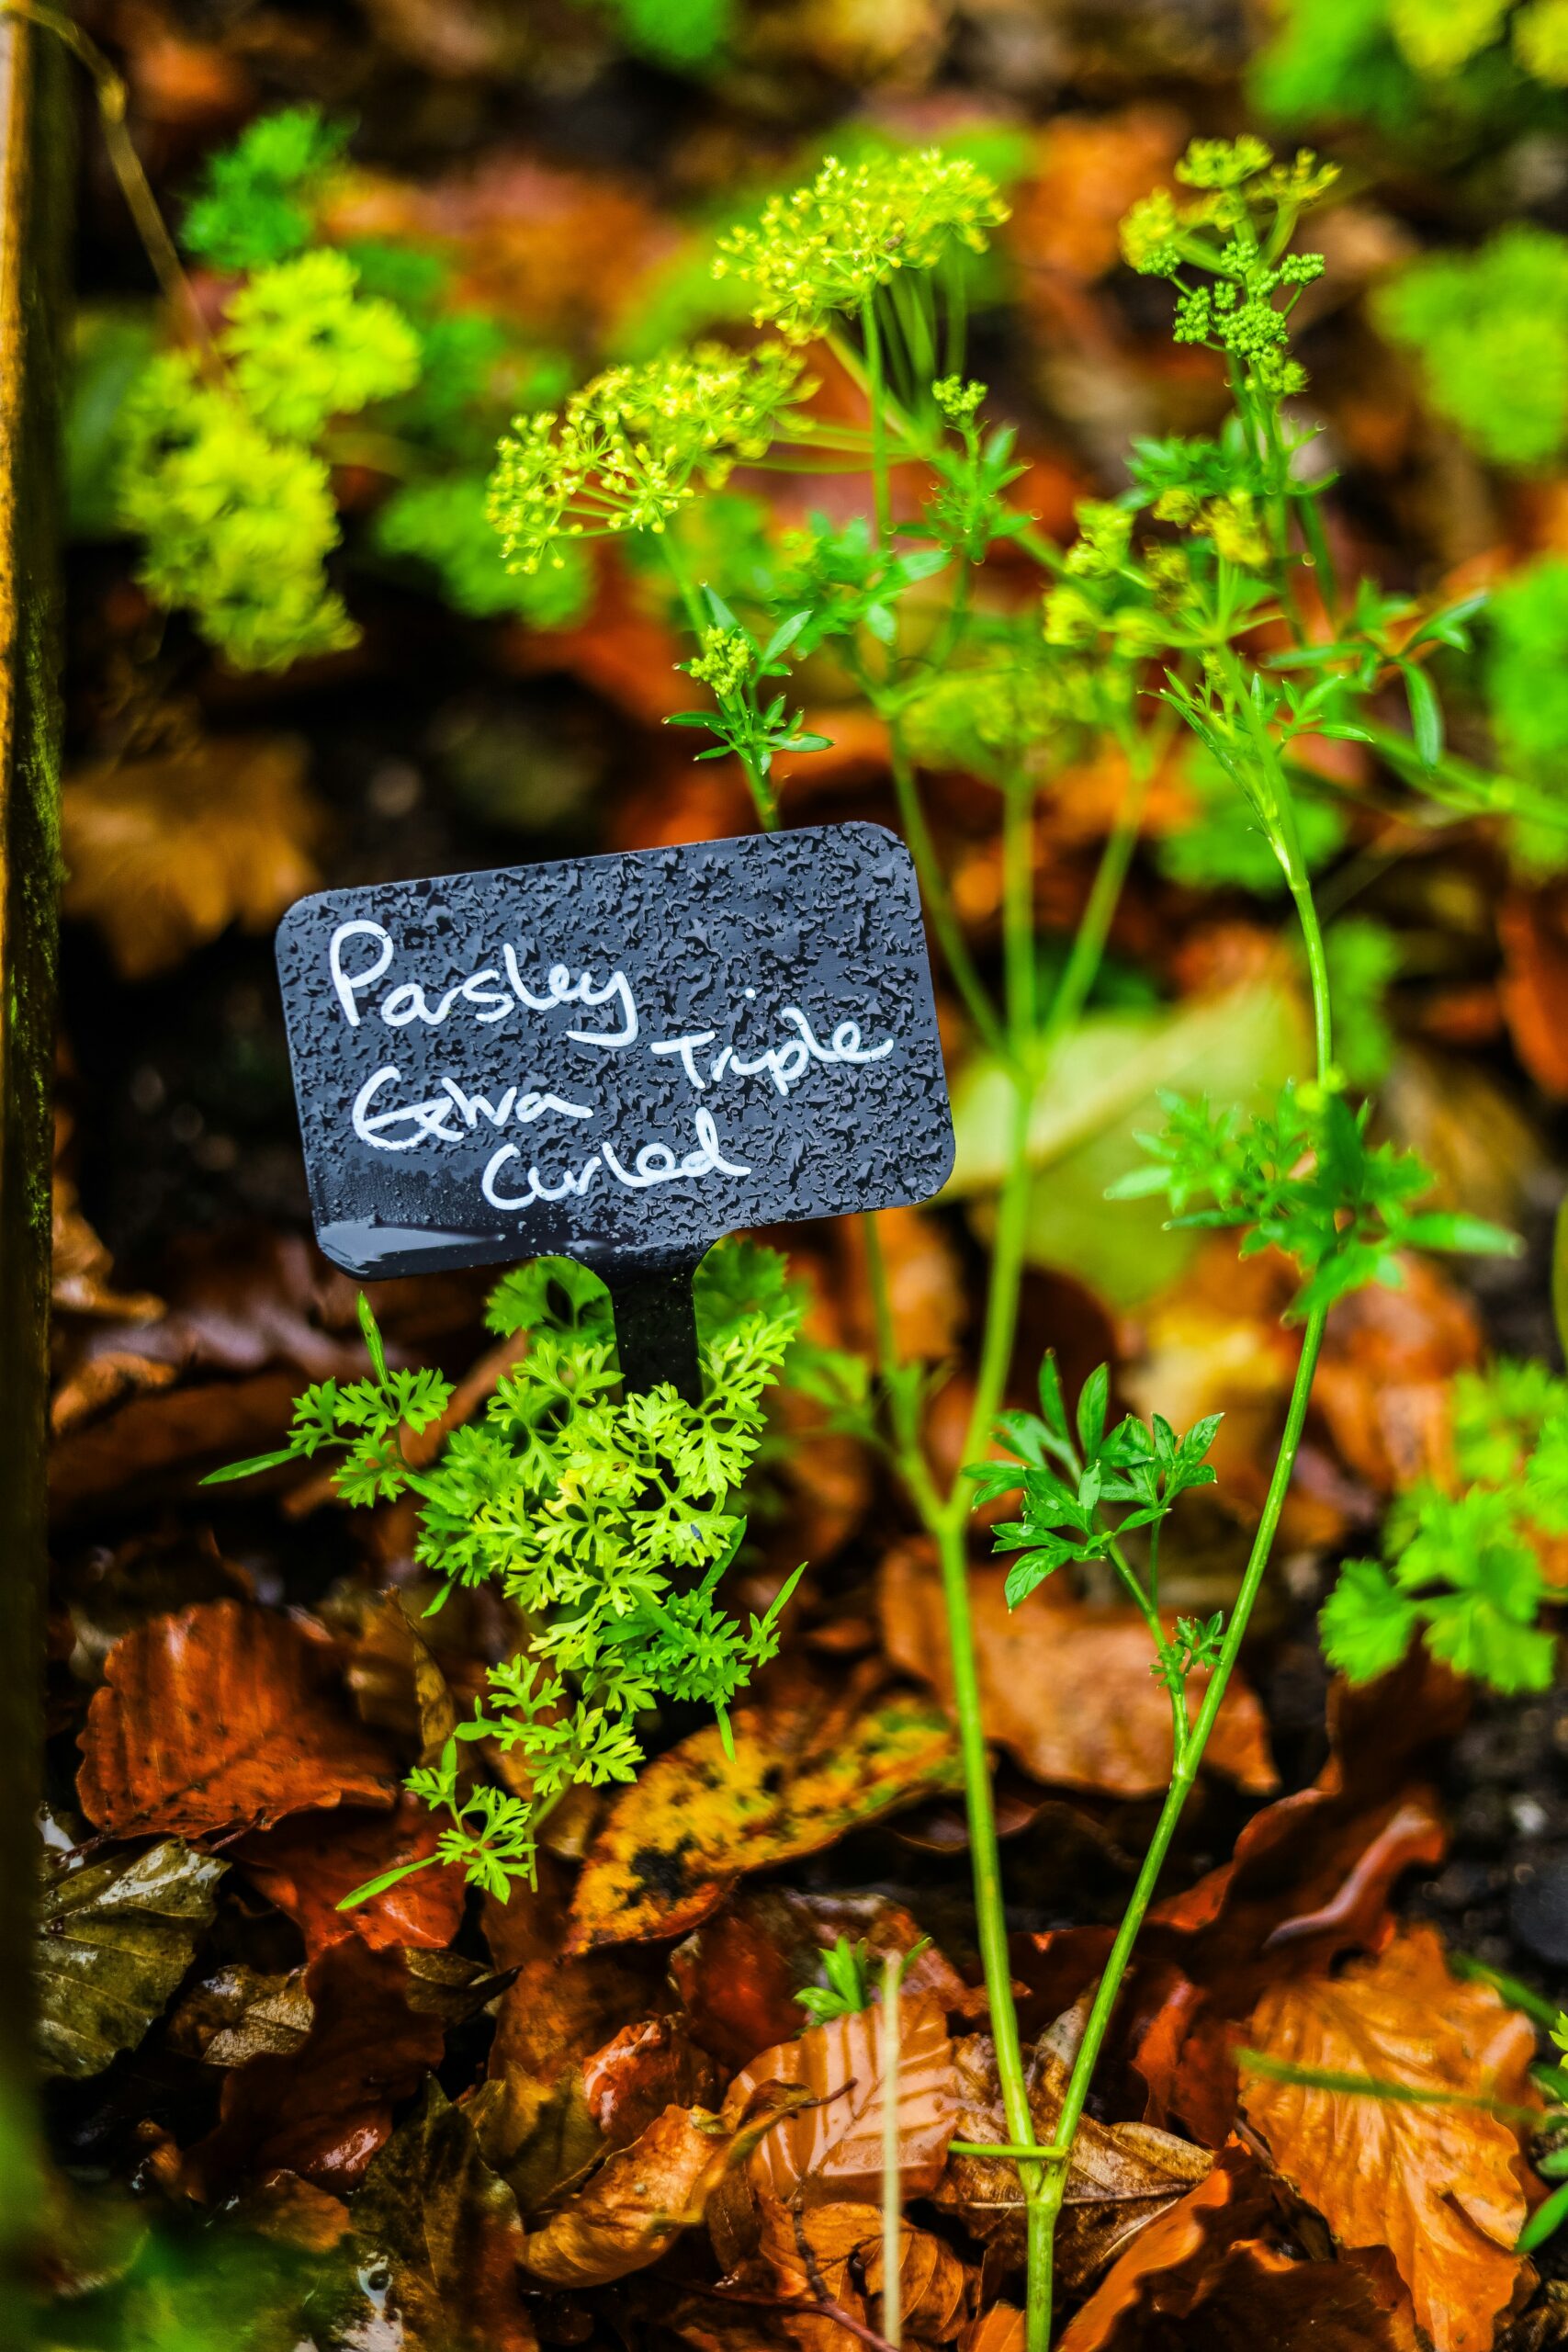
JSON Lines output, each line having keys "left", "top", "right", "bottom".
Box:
{"left": 1024, "top": 797, "right": 1338, "bottom": 2337}
{"left": 862, "top": 297, "right": 894, "bottom": 548}
{"left": 881, "top": 1953, "right": 903, "bottom": 2349}
{"left": 886, "top": 729, "right": 1009, "bottom": 1062}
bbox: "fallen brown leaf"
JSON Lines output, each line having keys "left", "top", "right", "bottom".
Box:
{"left": 1009, "top": 108, "right": 1185, "bottom": 283}
{"left": 722, "top": 1993, "right": 963, "bottom": 2209}
{"left": 1136, "top": 1657, "right": 1464, "bottom": 2009}
{"left": 167, "top": 1965, "right": 315, "bottom": 2067}
{"left": 37, "top": 1837, "right": 227, "bottom": 2079}
{"left": 716, "top": 2199, "right": 972, "bottom": 2352}
{"left": 581, "top": 2016, "right": 720, "bottom": 2148}
{"left": 935, "top": 2019, "right": 1212, "bottom": 2289}
{"left": 51, "top": 1168, "right": 162, "bottom": 1325}
{"left": 323, "top": 1588, "right": 457, "bottom": 1766}
{"left": 77, "top": 1600, "right": 400, "bottom": 1841}
{"left": 182, "top": 1939, "right": 444, "bottom": 2195}
{"left": 1241, "top": 1925, "right": 1536, "bottom": 2352}
{"left": 520, "top": 2089, "right": 807, "bottom": 2289}
{"left": 1054, "top": 2143, "right": 1276, "bottom": 2351}
{"left": 1312, "top": 1255, "right": 1482, "bottom": 1493}
{"left": 232, "top": 1797, "right": 465, "bottom": 1960}
{"left": 327, "top": 2079, "right": 537, "bottom": 2352}
{"left": 567, "top": 1684, "right": 962, "bottom": 1953}
{"left": 469, "top": 1869, "right": 665, "bottom": 2216}
{"left": 62, "top": 737, "right": 321, "bottom": 979}
{"left": 1063, "top": 2203, "right": 1420, "bottom": 2352}
{"left": 879, "top": 1548, "right": 1277, "bottom": 1800}
{"left": 671, "top": 1887, "right": 976, "bottom": 2069}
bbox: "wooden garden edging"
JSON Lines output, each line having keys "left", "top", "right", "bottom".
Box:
{"left": 0, "top": 4, "right": 71, "bottom": 2299}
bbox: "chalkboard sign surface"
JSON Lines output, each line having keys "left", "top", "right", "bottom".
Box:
{"left": 276, "top": 824, "right": 953, "bottom": 1316}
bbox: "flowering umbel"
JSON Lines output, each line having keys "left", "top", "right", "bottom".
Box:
{"left": 486, "top": 341, "right": 812, "bottom": 573}
{"left": 712, "top": 150, "right": 1010, "bottom": 343}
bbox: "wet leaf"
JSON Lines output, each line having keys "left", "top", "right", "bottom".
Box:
{"left": 77, "top": 1600, "right": 400, "bottom": 1841}
{"left": 470, "top": 1873, "right": 664, "bottom": 2216}
{"left": 321, "top": 1587, "right": 457, "bottom": 1766}
{"left": 520, "top": 2089, "right": 808, "bottom": 2288}
{"left": 167, "top": 1965, "right": 315, "bottom": 2066}
{"left": 1136, "top": 1656, "right": 1464, "bottom": 2011}
{"left": 935, "top": 2018, "right": 1212, "bottom": 2287}
{"left": 581, "top": 2016, "right": 720, "bottom": 2148}
{"left": 62, "top": 737, "right": 321, "bottom": 980}
{"left": 1240, "top": 1925, "right": 1536, "bottom": 2352}
{"left": 722, "top": 1993, "right": 963, "bottom": 2208}
{"left": 182, "top": 1939, "right": 445, "bottom": 2196}
{"left": 329, "top": 2079, "right": 536, "bottom": 2352}
{"left": 880, "top": 1548, "right": 1276, "bottom": 1800}
{"left": 567, "top": 1686, "right": 963, "bottom": 1952}
{"left": 233, "top": 1796, "right": 465, "bottom": 1960}
{"left": 37, "top": 1838, "right": 226, "bottom": 2079}
{"left": 1061, "top": 2163, "right": 1419, "bottom": 2351}
{"left": 671, "top": 1887, "right": 976, "bottom": 2069}
{"left": 715, "top": 2199, "right": 974, "bottom": 2351}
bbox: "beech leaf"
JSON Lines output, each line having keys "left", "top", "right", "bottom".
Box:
{"left": 880, "top": 1549, "right": 1276, "bottom": 1799}
{"left": 567, "top": 1687, "right": 962, "bottom": 1952}
{"left": 1240, "top": 1925, "right": 1536, "bottom": 2352}
{"left": 722, "top": 1992, "right": 964, "bottom": 2208}
{"left": 37, "top": 1837, "right": 227, "bottom": 2079}
{"left": 77, "top": 1600, "right": 400, "bottom": 1841}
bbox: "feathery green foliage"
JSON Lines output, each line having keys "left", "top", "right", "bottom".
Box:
{"left": 209, "top": 1243, "right": 805, "bottom": 1896}
{"left": 1110, "top": 1086, "right": 1517, "bottom": 1318}
{"left": 1377, "top": 227, "right": 1568, "bottom": 469}
{"left": 1323, "top": 1358, "right": 1567, "bottom": 1693}
{"left": 181, "top": 103, "right": 346, "bottom": 272}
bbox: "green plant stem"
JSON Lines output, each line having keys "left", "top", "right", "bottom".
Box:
{"left": 862, "top": 297, "right": 894, "bottom": 548}
{"left": 4, "top": 0, "right": 215, "bottom": 358}
{"left": 1021, "top": 794, "right": 1338, "bottom": 2337}
{"left": 1028, "top": 1298, "right": 1326, "bottom": 2320}
{"left": 886, "top": 725, "right": 1009, "bottom": 1064}
{"left": 881, "top": 1954, "right": 903, "bottom": 2349}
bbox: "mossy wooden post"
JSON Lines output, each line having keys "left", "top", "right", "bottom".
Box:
{"left": 0, "top": 5, "right": 70, "bottom": 2306}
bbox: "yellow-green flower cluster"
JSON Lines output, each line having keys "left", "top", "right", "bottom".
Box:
{"left": 487, "top": 341, "right": 811, "bottom": 573}
{"left": 712, "top": 152, "right": 1009, "bottom": 343}
{"left": 119, "top": 355, "right": 355, "bottom": 670}
{"left": 1120, "top": 138, "right": 1337, "bottom": 282}
{"left": 688, "top": 627, "right": 752, "bottom": 697}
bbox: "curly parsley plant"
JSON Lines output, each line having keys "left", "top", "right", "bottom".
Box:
{"left": 209, "top": 1241, "right": 806, "bottom": 1900}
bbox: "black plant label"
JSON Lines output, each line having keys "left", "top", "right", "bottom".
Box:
{"left": 276, "top": 823, "right": 953, "bottom": 1285}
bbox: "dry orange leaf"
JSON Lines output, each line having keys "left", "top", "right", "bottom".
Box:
{"left": 566, "top": 1687, "right": 962, "bottom": 1952}
{"left": 519, "top": 2090, "right": 807, "bottom": 2289}
{"left": 722, "top": 1993, "right": 963, "bottom": 2209}
{"left": 233, "top": 1796, "right": 465, "bottom": 1960}
{"left": 62, "top": 737, "right": 321, "bottom": 980}
{"left": 880, "top": 1549, "right": 1276, "bottom": 1800}
{"left": 937, "top": 2025, "right": 1211, "bottom": 2288}
{"left": 77, "top": 1600, "right": 400, "bottom": 1840}
{"left": 1055, "top": 2144, "right": 1277, "bottom": 2350}
{"left": 729, "top": 2199, "right": 972, "bottom": 2352}
{"left": 1241, "top": 1926, "right": 1536, "bottom": 2352}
